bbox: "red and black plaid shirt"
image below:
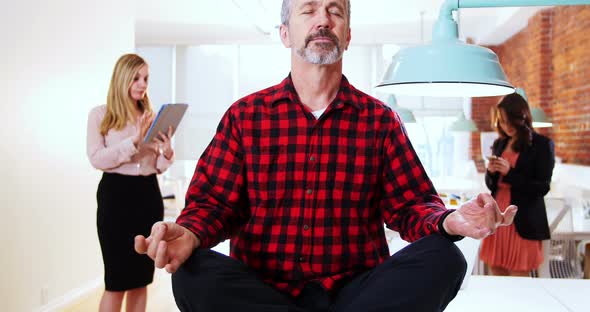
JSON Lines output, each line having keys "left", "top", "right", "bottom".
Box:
{"left": 177, "top": 74, "right": 449, "bottom": 296}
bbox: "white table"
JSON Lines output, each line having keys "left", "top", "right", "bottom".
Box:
{"left": 446, "top": 275, "right": 590, "bottom": 312}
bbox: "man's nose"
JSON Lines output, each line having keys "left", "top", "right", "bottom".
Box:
{"left": 315, "top": 8, "right": 332, "bottom": 29}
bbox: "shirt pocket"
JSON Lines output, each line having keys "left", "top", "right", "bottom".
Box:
{"left": 332, "top": 146, "right": 379, "bottom": 193}
{"left": 248, "top": 144, "right": 289, "bottom": 206}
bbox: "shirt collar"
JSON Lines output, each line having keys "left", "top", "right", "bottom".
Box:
{"left": 269, "top": 73, "right": 362, "bottom": 110}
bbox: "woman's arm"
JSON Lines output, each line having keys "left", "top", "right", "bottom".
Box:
{"left": 86, "top": 106, "right": 138, "bottom": 170}
{"left": 503, "top": 136, "right": 555, "bottom": 197}
{"left": 485, "top": 169, "right": 499, "bottom": 193}
{"left": 484, "top": 140, "right": 500, "bottom": 193}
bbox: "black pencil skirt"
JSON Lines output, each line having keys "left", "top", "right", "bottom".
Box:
{"left": 96, "top": 172, "right": 164, "bottom": 291}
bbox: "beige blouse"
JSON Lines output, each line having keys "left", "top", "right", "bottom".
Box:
{"left": 86, "top": 105, "right": 174, "bottom": 176}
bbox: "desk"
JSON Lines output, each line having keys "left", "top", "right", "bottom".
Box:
{"left": 446, "top": 276, "right": 590, "bottom": 312}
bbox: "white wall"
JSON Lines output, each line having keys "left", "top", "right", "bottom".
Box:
{"left": 343, "top": 45, "right": 381, "bottom": 96}
{"left": 237, "top": 44, "right": 291, "bottom": 98}
{"left": 135, "top": 46, "right": 175, "bottom": 111}
{"left": 0, "top": 0, "right": 135, "bottom": 310}
{"left": 173, "top": 44, "right": 240, "bottom": 176}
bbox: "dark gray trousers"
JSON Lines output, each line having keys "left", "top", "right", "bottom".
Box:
{"left": 172, "top": 234, "right": 466, "bottom": 312}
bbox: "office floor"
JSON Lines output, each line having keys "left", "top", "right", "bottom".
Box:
{"left": 62, "top": 269, "right": 178, "bottom": 312}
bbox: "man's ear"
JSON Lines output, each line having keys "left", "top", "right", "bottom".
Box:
{"left": 279, "top": 24, "right": 291, "bottom": 48}
{"left": 344, "top": 27, "right": 351, "bottom": 50}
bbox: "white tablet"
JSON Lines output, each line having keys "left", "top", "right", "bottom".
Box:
{"left": 143, "top": 103, "right": 188, "bottom": 143}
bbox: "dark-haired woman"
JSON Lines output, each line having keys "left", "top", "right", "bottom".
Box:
{"left": 479, "top": 92, "right": 555, "bottom": 276}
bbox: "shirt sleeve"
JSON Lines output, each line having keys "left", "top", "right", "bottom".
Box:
{"left": 176, "top": 107, "right": 249, "bottom": 248}
{"left": 86, "top": 106, "right": 138, "bottom": 170}
{"left": 485, "top": 139, "right": 501, "bottom": 193}
{"left": 380, "top": 112, "right": 448, "bottom": 242}
{"left": 156, "top": 150, "right": 174, "bottom": 173}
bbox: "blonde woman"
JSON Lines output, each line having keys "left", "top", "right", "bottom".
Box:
{"left": 87, "top": 54, "right": 174, "bottom": 311}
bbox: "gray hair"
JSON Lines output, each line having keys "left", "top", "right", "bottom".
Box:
{"left": 281, "top": 0, "right": 351, "bottom": 26}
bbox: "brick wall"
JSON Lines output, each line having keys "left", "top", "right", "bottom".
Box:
{"left": 471, "top": 94, "right": 499, "bottom": 171}
{"left": 471, "top": 6, "right": 590, "bottom": 166}
{"left": 551, "top": 6, "right": 590, "bottom": 164}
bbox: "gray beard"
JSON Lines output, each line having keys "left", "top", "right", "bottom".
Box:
{"left": 296, "top": 43, "right": 342, "bottom": 65}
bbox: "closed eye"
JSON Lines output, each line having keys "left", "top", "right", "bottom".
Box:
{"left": 329, "top": 9, "right": 343, "bottom": 16}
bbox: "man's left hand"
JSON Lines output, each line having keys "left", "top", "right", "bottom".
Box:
{"left": 442, "top": 193, "right": 517, "bottom": 239}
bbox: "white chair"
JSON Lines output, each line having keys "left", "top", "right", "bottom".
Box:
{"left": 538, "top": 197, "right": 584, "bottom": 279}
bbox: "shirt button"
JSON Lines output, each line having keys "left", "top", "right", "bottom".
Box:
{"left": 309, "top": 156, "right": 315, "bottom": 162}
{"left": 306, "top": 189, "right": 313, "bottom": 195}
{"left": 303, "top": 224, "right": 310, "bottom": 231}
{"left": 299, "top": 256, "right": 305, "bottom": 262}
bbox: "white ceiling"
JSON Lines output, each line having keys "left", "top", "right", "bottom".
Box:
{"left": 136, "top": 0, "right": 550, "bottom": 46}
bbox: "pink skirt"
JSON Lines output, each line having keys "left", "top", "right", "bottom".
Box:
{"left": 479, "top": 184, "right": 543, "bottom": 271}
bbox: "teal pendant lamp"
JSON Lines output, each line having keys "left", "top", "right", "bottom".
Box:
{"left": 515, "top": 87, "right": 529, "bottom": 102}
{"left": 377, "top": 0, "right": 590, "bottom": 97}
{"left": 531, "top": 107, "right": 553, "bottom": 128}
{"left": 386, "top": 95, "right": 416, "bottom": 123}
{"left": 515, "top": 87, "right": 553, "bottom": 128}
{"left": 450, "top": 113, "right": 478, "bottom": 132}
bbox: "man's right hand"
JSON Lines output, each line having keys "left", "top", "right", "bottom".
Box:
{"left": 135, "top": 221, "right": 200, "bottom": 273}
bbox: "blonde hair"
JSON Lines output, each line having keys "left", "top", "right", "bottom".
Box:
{"left": 100, "top": 54, "right": 152, "bottom": 135}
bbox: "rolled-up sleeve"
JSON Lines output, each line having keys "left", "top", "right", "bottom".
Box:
{"left": 86, "top": 106, "right": 138, "bottom": 170}
{"left": 380, "top": 111, "right": 447, "bottom": 242}
{"left": 176, "top": 107, "right": 249, "bottom": 248}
